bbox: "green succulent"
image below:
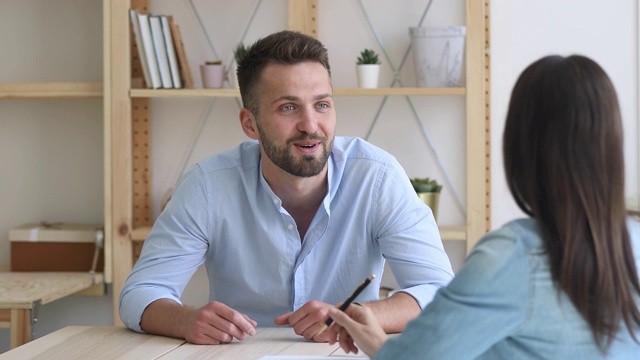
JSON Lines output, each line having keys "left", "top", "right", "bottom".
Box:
{"left": 356, "top": 48, "right": 381, "bottom": 65}
{"left": 410, "top": 177, "right": 443, "bottom": 193}
{"left": 233, "top": 42, "right": 247, "bottom": 63}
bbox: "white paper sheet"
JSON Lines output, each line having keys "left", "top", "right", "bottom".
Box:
{"left": 258, "top": 357, "right": 369, "bottom": 360}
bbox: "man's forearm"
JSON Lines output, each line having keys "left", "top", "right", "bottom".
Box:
{"left": 140, "top": 298, "right": 193, "bottom": 339}
{"left": 361, "top": 292, "right": 421, "bottom": 333}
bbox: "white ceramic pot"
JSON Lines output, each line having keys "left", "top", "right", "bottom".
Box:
{"left": 409, "top": 26, "right": 466, "bottom": 87}
{"left": 356, "top": 64, "right": 380, "bottom": 89}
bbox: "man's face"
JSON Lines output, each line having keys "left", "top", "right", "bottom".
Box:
{"left": 252, "top": 62, "right": 336, "bottom": 178}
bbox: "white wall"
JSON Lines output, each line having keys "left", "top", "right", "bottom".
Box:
{"left": 490, "top": 0, "right": 639, "bottom": 228}
{"left": 1, "top": 0, "right": 638, "bottom": 353}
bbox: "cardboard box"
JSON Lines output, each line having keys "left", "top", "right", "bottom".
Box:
{"left": 10, "top": 223, "right": 104, "bottom": 272}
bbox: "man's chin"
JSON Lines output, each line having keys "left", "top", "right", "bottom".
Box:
{"left": 289, "top": 160, "right": 326, "bottom": 178}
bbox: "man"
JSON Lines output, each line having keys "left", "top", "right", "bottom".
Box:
{"left": 119, "top": 30, "right": 453, "bottom": 345}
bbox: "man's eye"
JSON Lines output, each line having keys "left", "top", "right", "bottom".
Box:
{"left": 281, "top": 105, "right": 294, "bottom": 111}
{"left": 317, "top": 103, "right": 329, "bottom": 109}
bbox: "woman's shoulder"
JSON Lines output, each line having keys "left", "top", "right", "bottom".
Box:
{"left": 443, "top": 219, "right": 539, "bottom": 303}
{"left": 458, "top": 218, "right": 542, "bottom": 280}
{"left": 473, "top": 218, "right": 543, "bottom": 255}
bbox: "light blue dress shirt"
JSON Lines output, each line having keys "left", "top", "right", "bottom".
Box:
{"left": 375, "top": 217, "right": 640, "bottom": 359}
{"left": 120, "top": 136, "right": 454, "bottom": 331}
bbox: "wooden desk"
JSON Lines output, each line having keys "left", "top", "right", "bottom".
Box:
{"left": 0, "top": 272, "right": 104, "bottom": 349}
{"left": 0, "top": 326, "right": 368, "bottom": 359}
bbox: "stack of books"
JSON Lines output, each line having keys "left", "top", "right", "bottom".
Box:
{"left": 129, "top": 9, "right": 194, "bottom": 89}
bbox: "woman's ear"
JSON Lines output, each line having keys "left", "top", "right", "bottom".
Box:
{"left": 240, "top": 108, "right": 259, "bottom": 140}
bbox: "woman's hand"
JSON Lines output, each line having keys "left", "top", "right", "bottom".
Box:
{"left": 327, "top": 304, "right": 388, "bottom": 357}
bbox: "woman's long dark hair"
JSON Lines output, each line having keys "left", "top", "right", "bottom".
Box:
{"left": 503, "top": 55, "right": 640, "bottom": 351}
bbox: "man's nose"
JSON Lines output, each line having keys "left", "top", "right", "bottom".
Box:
{"left": 297, "top": 107, "right": 319, "bottom": 134}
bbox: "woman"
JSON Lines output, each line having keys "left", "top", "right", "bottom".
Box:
{"left": 328, "top": 55, "right": 640, "bottom": 359}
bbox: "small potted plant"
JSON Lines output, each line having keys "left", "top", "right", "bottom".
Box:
{"left": 410, "top": 177, "right": 443, "bottom": 221}
{"left": 356, "top": 48, "right": 381, "bottom": 88}
{"left": 234, "top": 42, "right": 248, "bottom": 63}
{"left": 230, "top": 42, "right": 247, "bottom": 88}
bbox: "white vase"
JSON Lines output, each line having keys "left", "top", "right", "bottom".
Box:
{"left": 409, "top": 26, "right": 466, "bottom": 87}
{"left": 356, "top": 64, "right": 380, "bottom": 89}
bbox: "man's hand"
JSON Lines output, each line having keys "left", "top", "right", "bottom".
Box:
{"left": 273, "top": 300, "right": 336, "bottom": 342}
{"left": 183, "top": 301, "right": 258, "bottom": 344}
{"left": 140, "top": 299, "right": 257, "bottom": 345}
{"left": 327, "top": 305, "right": 388, "bottom": 357}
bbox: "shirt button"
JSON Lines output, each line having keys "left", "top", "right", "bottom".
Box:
{"left": 273, "top": 199, "right": 278, "bottom": 205}
{"left": 288, "top": 224, "right": 294, "bottom": 230}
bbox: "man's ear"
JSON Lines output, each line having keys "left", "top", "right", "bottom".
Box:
{"left": 240, "top": 108, "right": 259, "bottom": 140}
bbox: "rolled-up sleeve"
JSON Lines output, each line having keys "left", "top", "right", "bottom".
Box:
{"left": 119, "top": 166, "right": 209, "bottom": 332}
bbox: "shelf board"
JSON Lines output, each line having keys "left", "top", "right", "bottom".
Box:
{"left": 130, "top": 226, "right": 152, "bottom": 242}
{"left": 131, "top": 225, "right": 466, "bottom": 242}
{"left": 130, "top": 87, "right": 465, "bottom": 98}
{"left": 0, "top": 82, "right": 103, "bottom": 99}
{"left": 439, "top": 225, "right": 467, "bottom": 241}
{"left": 131, "top": 88, "right": 239, "bottom": 98}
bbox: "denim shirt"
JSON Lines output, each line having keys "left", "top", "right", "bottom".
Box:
{"left": 375, "top": 218, "right": 640, "bottom": 359}
{"left": 119, "top": 137, "right": 454, "bottom": 331}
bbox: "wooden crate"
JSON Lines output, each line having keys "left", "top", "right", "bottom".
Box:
{"left": 9, "top": 223, "right": 104, "bottom": 272}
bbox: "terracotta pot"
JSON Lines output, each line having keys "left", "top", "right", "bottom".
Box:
{"left": 200, "top": 63, "right": 225, "bottom": 88}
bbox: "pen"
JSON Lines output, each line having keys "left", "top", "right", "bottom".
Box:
{"left": 315, "top": 274, "right": 375, "bottom": 336}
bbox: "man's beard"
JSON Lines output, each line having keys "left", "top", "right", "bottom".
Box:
{"left": 257, "top": 126, "right": 333, "bottom": 178}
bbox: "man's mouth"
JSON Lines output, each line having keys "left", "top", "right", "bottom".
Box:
{"left": 294, "top": 141, "right": 321, "bottom": 152}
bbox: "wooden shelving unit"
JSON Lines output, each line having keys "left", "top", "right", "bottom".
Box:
{"left": 105, "top": 0, "right": 490, "bottom": 325}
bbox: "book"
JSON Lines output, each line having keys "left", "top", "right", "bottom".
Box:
{"left": 149, "top": 15, "right": 173, "bottom": 88}
{"left": 136, "top": 12, "right": 162, "bottom": 89}
{"left": 160, "top": 16, "right": 182, "bottom": 88}
{"left": 129, "top": 9, "right": 151, "bottom": 88}
{"left": 168, "top": 17, "right": 194, "bottom": 89}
